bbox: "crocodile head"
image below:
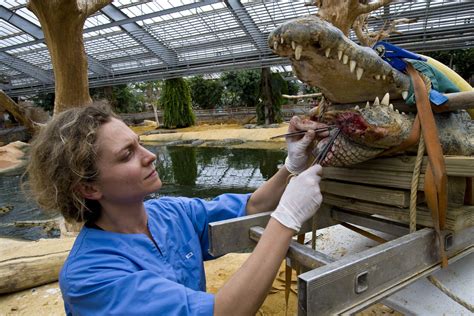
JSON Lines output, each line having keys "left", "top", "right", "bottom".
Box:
{"left": 268, "top": 15, "right": 411, "bottom": 104}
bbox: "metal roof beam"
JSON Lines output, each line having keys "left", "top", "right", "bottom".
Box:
{"left": 88, "top": 0, "right": 220, "bottom": 33}
{"left": 225, "top": 0, "right": 269, "bottom": 54}
{"left": 101, "top": 3, "right": 178, "bottom": 66}
{"left": 0, "top": 5, "right": 43, "bottom": 39}
{"left": 87, "top": 56, "right": 113, "bottom": 77}
{"left": 0, "top": 5, "right": 112, "bottom": 76}
{"left": 0, "top": 52, "right": 53, "bottom": 84}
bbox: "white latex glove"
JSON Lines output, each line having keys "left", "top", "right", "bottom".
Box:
{"left": 271, "top": 164, "right": 323, "bottom": 232}
{"left": 285, "top": 131, "right": 315, "bottom": 175}
{"left": 285, "top": 116, "right": 329, "bottom": 175}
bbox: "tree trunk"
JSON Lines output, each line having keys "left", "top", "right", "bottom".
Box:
{"left": 0, "top": 90, "right": 38, "bottom": 135}
{"left": 260, "top": 68, "right": 273, "bottom": 125}
{"left": 0, "top": 238, "right": 75, "bottom": 294}
{"left": 27, "top": 0, "right": 111, "bottom": 115}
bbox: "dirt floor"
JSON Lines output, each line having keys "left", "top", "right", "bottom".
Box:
{"left": 0, "top": 123, "right": 401, "bottom": 315}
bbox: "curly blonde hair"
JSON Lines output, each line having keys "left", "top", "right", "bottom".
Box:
{"left": 26, "top": 105, "right": 117, "bottom": 223}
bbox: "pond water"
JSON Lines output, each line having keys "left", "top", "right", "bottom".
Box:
{"left": 0, "top": 144, "right": 286, "bottom": 240}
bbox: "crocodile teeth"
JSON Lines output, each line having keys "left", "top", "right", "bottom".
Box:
{"left": 381, "top": 93, "right": 390, "bottom": 106}
{"left": 337, "top": 50, "right": 343, "bottom": 60}
{"left": 401, "top": 112, "right": 406, "bottom": 115}
{"left": 389, "top": 104, "right": 394, "bottom": 111}
{"left": 356, "top": 67, "right": 364, "bottom": 80}
{"left": 349, "top": 60, "right": 356, "bottom": 73}
{"left": 295, "top": 45, "right": 302, "bottom": 60}
{"left": 325, "top": 47, "right": 331, "bottom": 58}
{"left": 373, "top": 96, "right": 380, "bottom": 106}
{"left": 382, "top": 75, "right": 387, "bottom": 80}
{"left": 273, "top": 41, "right": 278, "bottom": 50}
{"left": 291, "top": 41, "right": 296, "bottom": 50}
{"left": 402, "top": 91, "right": 408, "bottom": 100}
{"left": 365, "top": 101, "right": 370, "bottom": 109}
{"left": 281, "top": 37, "right": 284, "bottom": 44}
{"left": 375, "top": 74, "right": 381, "bottom": 80}
{"left": 355, "top": 105, "right": 360, "bottom": 110}
{"left": 395, "top": 109, "right": 399, "bottom": 114}
{"left": 342, "top": 54, "right": 349, "bottom": 64}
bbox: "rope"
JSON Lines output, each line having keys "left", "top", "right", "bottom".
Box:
{"left": 427, "top": 275, "right": 474, "bottom": 313}
{"left": 409, "top": 134, "right": 425, "bottom": 233}
{"left": 410, "top": 134, "right": 473, "bottom": 312}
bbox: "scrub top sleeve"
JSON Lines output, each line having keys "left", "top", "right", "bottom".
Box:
{"left": 64, "top": 270, "right": 214, "bottom": 316}
{"left": 184, "top": 193, "right": 250, "bottom": 260}
{"left": 185, "top": 193, "right": 251, "bottom": 237}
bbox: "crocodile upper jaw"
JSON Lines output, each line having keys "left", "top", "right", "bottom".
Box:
{"left": 268, "top": 15, "right": 411, "bottom": 104}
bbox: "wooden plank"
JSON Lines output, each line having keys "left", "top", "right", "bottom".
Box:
{"left": 321, "top": 180, "right": 413, "bottom": 208}
{"left": 323, "top": 168, "right": 423, "bottom": 190}
{"left": 448, "top": 177, "right": 467, "bottom": 206}
{"left": 322, "top": 194, "right": 473, "bottom": 232}
{"left": 350, "top": 156, "right": 474, "bottom": 177}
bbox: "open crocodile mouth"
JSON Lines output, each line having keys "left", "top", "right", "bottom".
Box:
{"left": 312, "top": 95, "right": 414, "bottom": 166}
{"left": 268, "top": 15, "right": 411, "bottom": 104}
{"left": 313, "top": 112, "right": 387, "bottom": 167}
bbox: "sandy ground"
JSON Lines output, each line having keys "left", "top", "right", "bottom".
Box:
{"left": 0, "top": 141, "right": 28, "bottom": 172}
{"left": 136, "top": 122, "right": 289, "bottom": 148}
{"left": 0, "top": 123, "right": 401, "bottom": 315}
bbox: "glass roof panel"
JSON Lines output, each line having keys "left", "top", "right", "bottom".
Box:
{"left": 1, "top": 0, "right": 473, "bottom": 96}
{"left": 0, "top": 20, "right": 22, "bottom": 38}
{"left": 2, "top": 0, "right": 28, "bottom": 10}
{"left": 84, "top": 13, "right": 111, "bottom": 29}
{"left": 14, "top": 7, "right": 41, "bottom": 26}
{"left": 6, "top": 43, "right": 47, "bottom": 55}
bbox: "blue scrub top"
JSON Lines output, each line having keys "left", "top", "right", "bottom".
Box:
{"left": 60, "top": 193, "right": 250, "bottom": 316}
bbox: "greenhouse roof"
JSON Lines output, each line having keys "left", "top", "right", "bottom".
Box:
{"left": 1, "top": 0, "right": 473, "bottom": 97}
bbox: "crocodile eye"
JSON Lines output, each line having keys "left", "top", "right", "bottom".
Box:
{"left": 375, "top": 45, "right": 385, "bottom": 57}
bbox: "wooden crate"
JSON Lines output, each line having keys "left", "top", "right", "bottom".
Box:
{"left": 320, "top": 155, "right": 474, "bottom": 232}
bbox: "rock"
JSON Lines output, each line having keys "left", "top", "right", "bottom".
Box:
{"left": 191, "top": 140, "right": 205, "bottom": 147}
{"left": 205, "top": 138, "right": 245, "bottom": 146}
{"left": 143, "top": 120, "right": 158, "bottom": 127}
{"left": 140, "top": 130, "right": 177, "bottom": 136}
{"left": 0, "top": 141, "right": 29, "bottom": 176}
{"left": 165, "top": 139, "right": 197, "bottom": 146}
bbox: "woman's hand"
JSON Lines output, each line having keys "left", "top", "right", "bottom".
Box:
{"left": 285, "top": 116, "right": 329, "bottom": 174}
{"left": 271, "top": 164, "right": 323, "bottom": 232}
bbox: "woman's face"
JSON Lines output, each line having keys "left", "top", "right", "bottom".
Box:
{"left": 92, "top": 118, "right": 162, "bottom": 205}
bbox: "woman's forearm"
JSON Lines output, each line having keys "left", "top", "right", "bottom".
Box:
{"left": 214, "top": 219, "right": 293, "bottom": 315}
{"left": 245, "top": 166, "right": 291, "bottom": 215}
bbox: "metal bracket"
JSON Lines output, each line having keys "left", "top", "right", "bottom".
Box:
{"left": 298, "top": 225, "right": 474, "bottom": 315}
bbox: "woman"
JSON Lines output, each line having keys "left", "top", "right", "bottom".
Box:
{"left": 27, "top": 105, "right": 327, "bottom": 315}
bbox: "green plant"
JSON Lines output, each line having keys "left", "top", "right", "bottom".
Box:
{"left": 90, "top": 84, "right": 142, "bottom": 113}
{"left": 161, "top": 78, "right": 196, "bottom": 128}
{"left": 31, "top": 92, "right": 55, "bottom": 112}
{"left": 221, "top": 70, "right": 261, "bottom": 107}
{"left": 425, "top": 48, "right": 473, "bottom": 81}
{"left": 188, "top": 76, "right": 224, "bottom": 109}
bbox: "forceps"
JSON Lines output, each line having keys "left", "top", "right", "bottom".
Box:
{"left": 270, "top": 125, "right": 336, "bottom": 139}
{"left": 311, "top": 128, "right": 341, "bottom": 166}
